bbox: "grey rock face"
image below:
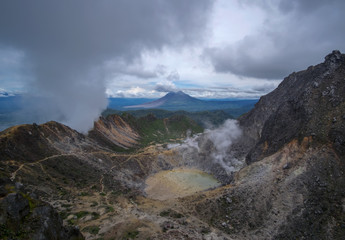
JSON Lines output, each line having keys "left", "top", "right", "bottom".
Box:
{"left": 237, "top": 50, "right": 345, "bottom": 164}
{"left": 324, "top": 50, "right": 342, "bottom": 69}
{"left": 0, "top": 184, "right": 84, "bottom": 240}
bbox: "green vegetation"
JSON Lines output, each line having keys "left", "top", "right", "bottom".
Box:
{"left": 121, "top": 113, "right": 203, "bottom": 146}
{"left": 159, "top": 209, "right": 184, "bottom": 218}
{"left": 59, "top": 211, "right": 69, "bottom": 220}
{"left": 159, "top": 210, "right": 170, "bottom": 217}
{"left": 20, "top": 193, "right": 36, "bottom": 212}
{"left": 105, "top": 205, "right": 114, "bottom": 213}
{"left": 0, "top": 224, "right": 31, "bottom": 240}
{"left": 91, "top": 212, "right": 100, "bottom": 220}
{"left": 67, "top": 219, "right": 76, "bottom": 225}
{"left": 75, "top": 211, "right": 89, "bottom": 219}
{"left": 82, "top": 225, "right": 100, "bottom": 235}
{"left": 103, "top": 108, "right": 234, "bottom": 128}
{"left": 123, "top": 230, "right": 139, "bottom": 239}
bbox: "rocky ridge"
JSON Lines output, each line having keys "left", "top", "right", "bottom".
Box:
{"left": 240, "top": 50, "right": 345, "bottom": 164}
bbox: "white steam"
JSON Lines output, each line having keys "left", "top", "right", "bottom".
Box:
{"left": 172, "top": 119, "right": 244, "bottom": 174}
{"left": 204, "top": 119, "right": 243, "bottom": 173}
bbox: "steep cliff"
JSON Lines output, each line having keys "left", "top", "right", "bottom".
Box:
{"left": 239, "top": 50, "right": 345, "bottom": 164}
{"left": 88, "top": 114, "right": 140, "bottom": 150}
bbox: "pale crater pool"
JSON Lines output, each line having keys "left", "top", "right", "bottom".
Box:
{"left": 145, "top": 168, "right": 221, "bottom": 200}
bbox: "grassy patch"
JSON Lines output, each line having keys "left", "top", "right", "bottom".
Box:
{"left": 159, "top": 210, "right": 171, "bottom": 217}
{"left": 20, "top": 193, "right": 36, "bottom": 212}
{"left": 59, "top": 211, "right": 69, "bottom": 220}
{"left": 0, "top": 224, "right": 31, "bottom": 239}
{"left": 105, "top": 205, "right": 114, "bottom": 213}
{"left": 171, "top": 212, "right": 184, "bottom": 218}
{"left": 135, "top": 114, "right": 203, "bottom": 146}
{"left": 75, "top": 211, "right": 89, "bottom": 219}
{"left": 91, "top": 212, "right": 100, "bottom": 220}
{"left": 61, "top": 203, "right": 72, "bottom": 208}
{"left": 159, "top": 209, "right": 184, "bottom": 218}
{"left": 123, "top": 230, "right": 139, "bottom": 239}
{"left": 67, "top": 219, "right": 76, "bottom": 225}
{"left": 82, "top": 225, "right": 100, "bottom": 235}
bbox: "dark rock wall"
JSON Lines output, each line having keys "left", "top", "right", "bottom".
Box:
{"left": 239, "top": 50, "right": 345, "bottom": 164}
{"left": 0, "top": 179, "right": 84, "bottom": 240}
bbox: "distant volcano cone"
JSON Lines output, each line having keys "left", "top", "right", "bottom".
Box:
{"left": 124, "top": 91, "right": 203, "bottom": 109}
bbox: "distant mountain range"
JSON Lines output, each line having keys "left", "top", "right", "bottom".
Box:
{"left": 123, "top": 91, "right": 257, "bottom": 113}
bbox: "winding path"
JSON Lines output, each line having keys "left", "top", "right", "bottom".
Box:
{"left": 10, "top": 154, "right": 75, "bottom": 181}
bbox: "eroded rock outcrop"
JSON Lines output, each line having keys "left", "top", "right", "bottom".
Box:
{"left": 89, "top": 114, "right": 140, "bottom": 150}
{"left": 239, "top": 50, "right": 345, "bottom": 164}
{"left": 0, "top": 179, "right": 84, "bottom": 240}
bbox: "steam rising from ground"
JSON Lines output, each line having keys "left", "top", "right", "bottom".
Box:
{"left": 204, "top": 119, "right": 243, "bottom": 172}
{"left": 170, "top": 119, "right": 244, "bottom": 174}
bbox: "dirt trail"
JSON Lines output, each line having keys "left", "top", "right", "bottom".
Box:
{"left": 99, "top": 175, "right": 105, "bottom": 193}
{"left": 10, "top": 154, "right": 75, "bottom": 181}
{"left": 163, "top": 118, "right": 170, "bottom": 134}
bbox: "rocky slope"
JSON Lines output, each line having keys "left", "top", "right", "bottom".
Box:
{"left": 89, "top": 114, "right": 140, "bottom": 150}
{"left": 0, "top": 178, "right": 84, "bottom": 239}
{"left": 240, "top": 50, "right": 345, "bottom": 164}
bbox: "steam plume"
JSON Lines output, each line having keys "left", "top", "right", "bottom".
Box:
{"left": 204, "top": 119, "right": 243, "bottom": 172}
{"left": 174, "top": 119, "right": 244, "bottom": 173}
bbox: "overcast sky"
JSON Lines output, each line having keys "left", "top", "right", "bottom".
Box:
{"left": 0, "top": 0, "right": 345, "bottom": 131}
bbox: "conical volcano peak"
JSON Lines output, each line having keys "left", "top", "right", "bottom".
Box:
{"left": 166, "top": 90, "right": 188, "bottom": 96}
{"left": 124, "top": 90, "right": 203, "bottom": 109}
{"left": 163, "top": 90, "right": 194, "bottom": 99}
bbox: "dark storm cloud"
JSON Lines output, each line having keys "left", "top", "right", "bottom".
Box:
{"left": 105, "top": 60, "right": 158, "bottom": 79}
{"left": 154, "top": 82, "right": 177, "bottom": 93}
{"left": 277, "top": 0, "right": 339, "bottom": 13}
{"left": 182, "top": 85, "right": 274, "bottom": 98}
{"left": 207, "top": 0, "right": 345, "bottom": 80}
{"left": 0, "top": 0, "right": 213, "bottom": 131}
{"left": 251, "top": 83, "right": 276, "bottom": 92}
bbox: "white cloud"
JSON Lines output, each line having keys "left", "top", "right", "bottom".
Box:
{"left": 106, "top": 86, "right": 162, "bottom": 98}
